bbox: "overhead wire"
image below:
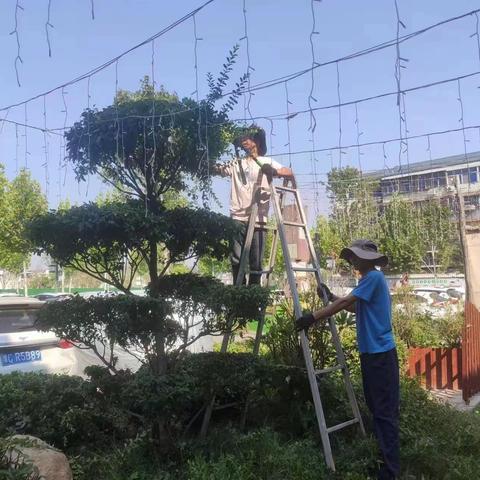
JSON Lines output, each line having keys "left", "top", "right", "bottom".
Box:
{"left": 2, "top": 5, "right": 478, "bottom": 115}
{"left": 307, "top": 0, "right": 320, "bottom": 214}
{"left": 0, "top": 0, "right": 216, "bottom": 112}
{"left": 16, "top": 69, "right": 480, "bottom": 137}
{"left": 241, "top": 0, "right": 254, "bottom": 121}
{"left": 45, "top": 0, "right": 53, "bottom": 57}
{"left": 219, "top": 8, "right": 480, "bottom": 98}
{"left": 11, "top": 0, "right": 24, "bottom": 87}
{"left": 268, "top": 123, "right": 480, "bottom": 158}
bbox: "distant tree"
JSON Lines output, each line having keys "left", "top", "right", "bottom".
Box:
{"left": 417, "top": 200, "right": 460, "bottom": 273}
{"left": 378, "top": 195, "right": 423, "bottom": 273}
{"left": 0, "top": 168, "right": 47, "bottom": 274}
{"left": 312, "top": 216, "right": 342, "bottom": 270}
{"left": 198, "top": 254, "right": 231, "bottom": 277}
{"left": 314, "top": 168, "right": 460, "bottom": 273}
{"left": 315, "top": 167, "right": 380, "bottom": 270}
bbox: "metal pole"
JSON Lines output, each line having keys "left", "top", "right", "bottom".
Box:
{"left": 456, "top": 180, "right": 471, "bottom": 302}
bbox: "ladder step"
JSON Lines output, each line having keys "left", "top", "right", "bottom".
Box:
{"left": 283, "top": 220, "right": 306, "bottom": 228}
{"left": 249, "top": 269, "right": 273, "bottom": 275}
{"left": 275, "top": 185, "right": 297, "bottom": 193}
{"left": 254, "top": 224, "right": 276, "bottom": 231}
{"left": 327, "top": 418, "right": 359, "bottom": 434}
{"left": 292, "top": 266, "right": 317, "bottom": 273}
{"left": 315, "top": 365, "right": 343, "bottom": 375}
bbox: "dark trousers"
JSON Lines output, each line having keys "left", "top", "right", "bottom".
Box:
{"left": 231, "top": 220, "right": 266, "bottom": 285}
{"left": 360, "top": 348, "right": 400, "bottom": 480}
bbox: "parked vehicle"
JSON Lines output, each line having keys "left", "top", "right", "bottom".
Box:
{"left": 0, "top": 297, "right": 77, "bottom": 375}
{"left": 33, "top": 293, "right": 73, "bottom": 302}
{"left": 413, "top": 287, "right": 464, "bottom": 306}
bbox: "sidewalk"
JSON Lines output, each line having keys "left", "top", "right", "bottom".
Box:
{"left": 428, "top": 389, "right": 480, "bottom": 412}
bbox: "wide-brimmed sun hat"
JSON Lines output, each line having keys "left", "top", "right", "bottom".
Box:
{"left": 340, "top": 239, "right": 388, "bottom": 267}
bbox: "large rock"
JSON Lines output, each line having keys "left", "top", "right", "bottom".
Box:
{"left": 6, "top": 435, "right": 72, "bottom": 480}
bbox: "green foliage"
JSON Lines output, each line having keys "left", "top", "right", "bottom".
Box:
{"left": 205, "top": 45, "right": 249, "bottom": 116}
{"left": 378, "top": 195, "right": 424, "bottom": 273}
{"left": 186, "top": 429, "right": 331, "bottom": 480}
{"left": 36, "top": 295, "right": 177, "bottom": 373}
{"left": 263, "top": 290, "right": 359, "bottom": 373}
{"left": 0, "top": 168, "right": 47, "bottom": 274}
{"left": 66, "top": 66, "right": 244, "bottom": 204}
{"left": 311, "top": 216, "right": 342, "bottom": 269}
{"left": 36, "top": 277, "right": 270, "bottom": 374}
{"left": 198, "top": 254, "right": 230, "bottom": 277}
{"left": 416, "top": 200, "right": 460, "bottom": 271}
{"left": 398, "top": 378, "right": 480, "bottom": 479}
{"left": 28, "top": 200, "right": 240, "bottom": 292}
{"left": 36, "top": 64, "right": 248, "bottom": 300}
{"left": 315, "top": 167, "right": 460, "bottom": 273}
{"left": 27, "top": 274, "right": 56, "bottom": 289}
{"left": 0, "top": 372, "right": 130, "bottom": 450}
{"left": 2, "top": 358, "right": 480, "bottom": 479}
{"left": 154, "top": 274, "right": 271, "bottom": 352}
{"left": 315, "top": 167, "right": 380, "bottom": 272}
{"left": 392, "top": 288, "right": 464, "bottom": 348}
{"left": 67, "top": 92, "right": 218, "bottom": 197}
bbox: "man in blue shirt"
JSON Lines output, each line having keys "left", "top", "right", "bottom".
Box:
{"left": 296, "top": 240, "right": 399, "bottom": 480}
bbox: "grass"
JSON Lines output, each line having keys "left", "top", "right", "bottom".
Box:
{"left": 247, "top": 314, "right": 274, "bottom": 334}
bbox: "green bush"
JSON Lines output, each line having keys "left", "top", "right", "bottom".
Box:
{"left": 391, "top": 286, "right": 464, "bottom": 349}
{"left": 2, "top": 355, "right": 480, "bottom": 479}
{"left": 0, "top": 372, "right": 131, "bottom": 450}
{"left": 263, "top": 299, "right": 359, "bottom": 373}
{"left": 36, "top": 279, "right": 270, "bottom": 375}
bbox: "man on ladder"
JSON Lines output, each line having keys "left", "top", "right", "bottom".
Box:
{"left": 213, "top": 126, "right": 294, "bottom": 285}
{"left": 209, "top": 126, "right": 366, "bottom": 474}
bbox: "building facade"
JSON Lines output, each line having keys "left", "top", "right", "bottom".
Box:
{"left": 366, "top": 151, "right": 480, "bottom": 223}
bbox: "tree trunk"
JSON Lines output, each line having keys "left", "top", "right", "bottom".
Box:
{"left": 144, "top": 176, "right": 168, "bottom": 375}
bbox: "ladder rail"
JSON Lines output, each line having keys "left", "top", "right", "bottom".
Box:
{"left": 294, "top": 188, "right": 366, "bottom": 436}
{"left": 202, "top": 173, "right": 365, "bottom": 470}
{"left": 269, "top": 180, "right": 336, "bottom": 471}
{"left": 252, "top": 185, "right": 286, "bottom": 355}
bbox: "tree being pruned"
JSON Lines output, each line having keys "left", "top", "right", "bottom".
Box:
{"left": 27, "top": 49, "right": 269, "bottom": 377}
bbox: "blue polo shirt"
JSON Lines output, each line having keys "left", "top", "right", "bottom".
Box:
{"left": 352, "top": 269, "right": 395, "bottom": 354}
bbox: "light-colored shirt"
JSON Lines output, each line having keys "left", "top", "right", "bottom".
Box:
{"left": 352, "top": 269, "right": 395, "bottom": 354}
{"left": 215, "top": 156, "right": 283, "bottom": 223}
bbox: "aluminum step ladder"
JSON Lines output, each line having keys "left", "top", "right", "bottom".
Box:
{"left": 203, "top": 173, "right": 365, "bottom": 471}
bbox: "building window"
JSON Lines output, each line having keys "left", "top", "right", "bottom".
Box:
{"left": 470, "top": 169, "right": 478, "bottom": 183}
{"left": 401, "top": 180, "right": 411, "bottom": 193}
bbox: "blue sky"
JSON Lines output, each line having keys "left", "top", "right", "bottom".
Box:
{"left": 1, "top": 0, "right": 480, "bottom": 218}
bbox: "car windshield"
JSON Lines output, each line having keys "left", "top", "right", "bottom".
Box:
{"left": 0, "top": 309, "right": 38, "bottom": 333}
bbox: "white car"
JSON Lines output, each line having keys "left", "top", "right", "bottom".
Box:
{"left": 0, "top": 297, "right": 78, "bottom": 375}
{"left": 413, "top": 287, "right": 464, "bottom": 306}
{"left": 0, "top": 294, "right": 216, "bottom": 377}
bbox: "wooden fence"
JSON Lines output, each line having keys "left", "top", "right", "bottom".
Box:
{"left": 407, "top": 347, "right": 462, "bottom": 390}
{"left": 462, "top": 302, "right": 480, "bottom": 402}
{"left": 407, "top": 302, "right": 480, "bottom": 401}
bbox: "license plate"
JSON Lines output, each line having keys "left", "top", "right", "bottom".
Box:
{"left": 1, "top": 350, "right": 42, "bottom": 366}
